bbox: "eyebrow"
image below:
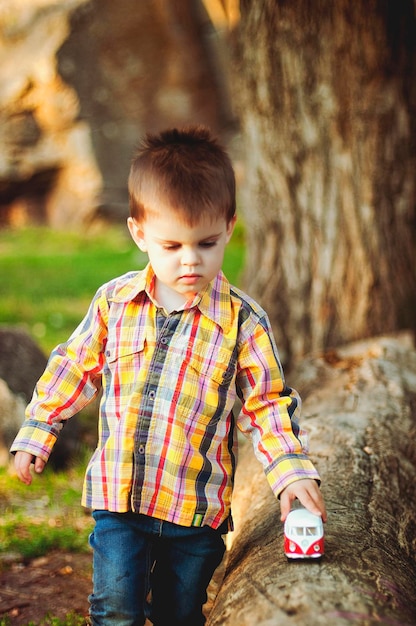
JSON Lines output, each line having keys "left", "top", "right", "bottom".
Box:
{"left": 156, "top": 232, "right": 223, "bottom": 244}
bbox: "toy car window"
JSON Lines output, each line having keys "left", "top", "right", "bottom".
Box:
{"left": 306, "top": 527, "right": 318, "bottom": 536}
{"left": 295, "top": 527, "right": 304, "bottom": 536}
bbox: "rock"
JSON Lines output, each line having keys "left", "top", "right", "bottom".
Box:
{"left": 0, "top": 378, "right": 26, "bottom": 465}
{"left": 0, "top": 326, "right": 82, "bottom": 469}
{"left": 207, "top": 332, "right": 416, "bottom": 626}
{"left": 0, "top": 326, "right": 48, "bottom": 402}
{"left": 0, "top": 551, "right": 24, "bottom": 567}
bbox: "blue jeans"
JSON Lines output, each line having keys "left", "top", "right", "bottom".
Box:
{"left": 88, "top": 511, "right": 226, "bottom": 626}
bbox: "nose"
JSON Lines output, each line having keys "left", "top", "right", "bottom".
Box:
{"left": 181, "top": 246, "right": 200, "bottom": 267}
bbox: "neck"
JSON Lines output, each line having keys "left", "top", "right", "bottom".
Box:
{"left": 154, "top": 280, "right": 188, "bottom": 313}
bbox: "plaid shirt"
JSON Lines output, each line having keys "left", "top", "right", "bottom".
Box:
{"left": 11, "top": 264, "right": 320, "bottom": 529}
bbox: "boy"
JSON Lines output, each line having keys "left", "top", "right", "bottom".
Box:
{"left": 12, "top": 126, "right": 326, "bottom": 626}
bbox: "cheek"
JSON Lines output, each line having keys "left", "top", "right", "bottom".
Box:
{"left": 209, "top": 245, "right": 225, "bottom": 261}
{"left": 205, "top": 251, "right": 224, "bottom": 272}
{"left": 152, "top": 254, "right": 175, "bottom": 274}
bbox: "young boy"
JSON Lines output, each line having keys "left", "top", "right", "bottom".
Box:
{"left": 11, "top": 126, "right": 326, "bottom": 626}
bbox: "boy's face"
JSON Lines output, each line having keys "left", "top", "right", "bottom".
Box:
{"left": 128, "top": 205, "right": 236, "bottom": 310}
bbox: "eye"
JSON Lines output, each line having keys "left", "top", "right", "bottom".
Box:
{"left": 199, "top": 241, "right": 217, "bottom": 248}
{"left": 163, "top": 243, "right": 181, "bottom": 251}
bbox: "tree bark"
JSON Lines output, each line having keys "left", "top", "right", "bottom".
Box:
{"left": 207, "top": 333, "right": 416, "bottom": 626}
{"left": 57, "top": 0, "right": 233, "bottom": 222}
{"left": 232, "top": 0, "right": 416, "bottom": 365}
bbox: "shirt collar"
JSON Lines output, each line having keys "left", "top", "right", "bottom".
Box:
{"left": 189, "top": 272, "right": 232, "bottom": 332}
{"left": 111, "top": 264, "right": 233, "bottom": 332}
{"left": 110, "top": 263, "right": 155, "bottom": 303}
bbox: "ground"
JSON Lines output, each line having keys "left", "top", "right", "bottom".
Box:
{"left": 0, "top": 551, "right": 224, "bottom": 625}
{"left": 0, "top": 552, "right": 92, "bottom": 625}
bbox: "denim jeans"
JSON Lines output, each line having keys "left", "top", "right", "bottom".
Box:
{"left": 88, "top": 510, "right": 226, "bottom": 626}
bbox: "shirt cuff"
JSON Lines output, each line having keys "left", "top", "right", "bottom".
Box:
{"left": 265, "top": 453, "right": 321, "bottom": 497}
{"left": 10, "top": 420, "right": 60, "bottom": 461}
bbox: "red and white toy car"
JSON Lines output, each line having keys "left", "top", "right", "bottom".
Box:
{"left": 284, "top": 508, "right": 324, "bottom": 559}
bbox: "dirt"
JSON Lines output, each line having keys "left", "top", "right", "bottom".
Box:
{"left": 0, "top": 551, "right": 224, "bottom": 625}
{"left": 0, "top": 552, "right": 92, "bottom": 625}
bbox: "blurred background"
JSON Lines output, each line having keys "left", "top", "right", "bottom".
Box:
{"left": 0, "top": 2, "right": 415, "bottom": 623}
{"left": 1, "top": 0, "right": 415, "bottom": 364}
{"left": 0, "top": 0, "right": 239, "bottom": 229}
{"left": 0, "top": 0, "right": 243, "bottom": 355}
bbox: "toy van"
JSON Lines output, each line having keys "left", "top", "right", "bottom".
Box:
{"left": 284, "top": 508, "right": 324, "bottom": 559}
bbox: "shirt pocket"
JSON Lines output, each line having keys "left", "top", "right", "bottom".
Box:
{"left": 104, "top": 334, "right": 146, "bottom": 364}
{"left": 171, "top": 331, "right": 237, "bottom": 386}
{"left": 103, "top": 334, "right": 147, "bottom": 396}
{"left": 203, "top": 346, "right": 236, "bottom": 386}
{"left": 176, "top": 344, "right": 237, "bottom": 426}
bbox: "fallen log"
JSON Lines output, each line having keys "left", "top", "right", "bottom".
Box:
{"left": 207, "top": 333, "right": 416, "bottom": 626}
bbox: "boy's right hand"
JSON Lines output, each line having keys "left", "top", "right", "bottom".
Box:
{"left": 14, "top": 451, "right": 46, "bottom": 485}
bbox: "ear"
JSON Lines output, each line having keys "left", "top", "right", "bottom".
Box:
{"left": 225, "top": 215, "right": 237, "bottom": 244}
{"left": 127, "top": 217, "right": 147, "bottom": 252}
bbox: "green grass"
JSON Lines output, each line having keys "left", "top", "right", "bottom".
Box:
{"left": 0, "top": 221, "right": 245, "bottom": 622}
{"left": 0, "top": 222, "right": 245, "bottom": 353}
{"left": 0, "top": 225, "right": 145, "bottom": 353}
{"left": 0, "top": 615, "right": 86, "bottom": 626}
{"left": 0, "top": 462, "right": 92, "bottom": 563}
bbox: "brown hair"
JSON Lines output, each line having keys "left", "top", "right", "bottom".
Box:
{"left": 128, "top": 126, "right": 236, "bottom": 225}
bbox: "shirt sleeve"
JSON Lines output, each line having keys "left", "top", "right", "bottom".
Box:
{"left": 235, "top": 312, "right": 320, "bottom": 497}
{"left": 10, "top": 286, "right": 109, "bottom": 461}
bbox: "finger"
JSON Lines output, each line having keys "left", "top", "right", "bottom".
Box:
{"left": 16, "top": 469, "right": 32, "bottom": 485}
{"left": 313, "top": 492, "right": 327, "bottom": 522}
{"left": 308, "top": 487, "right": 327, "bottom": 521}
{"left": 15, "top": 458, "right": 33, "bottom": 485}
{"left": 34, "top": 458, "right": 46, "bottom": 474}
{"left": 279, "top": 490, "right": 293, "bottom": 522}
{"left": 299, "top": 492, "right": 321, "bottom": 515}
{"left": 299, "top": 488, "right": 327, "bottom": 521}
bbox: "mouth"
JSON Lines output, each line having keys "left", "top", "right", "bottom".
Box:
{"left": 179, "top": 274, "right": 202, "bottom": 284}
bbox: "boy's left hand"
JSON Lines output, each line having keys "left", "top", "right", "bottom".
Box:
{"left": 280, "top": 479, "right": 327, "bottom": 522}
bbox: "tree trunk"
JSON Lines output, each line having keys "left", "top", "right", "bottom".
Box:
{"left": 56, "top": 0, "right": 233, "bottom": 224}
{"left": 232, "top": 0, "right": 416, "bottom": 366}
{"left": 207, "top": 333, "right": 416, "bottom": 626}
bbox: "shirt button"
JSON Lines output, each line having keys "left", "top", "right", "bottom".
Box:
{"left": 160, "top": 337, "right": 168, "bottom": 344}
{"left": 148, "top": 390, "right": 156, "bottom": 400}
{"left": 138, "top": 445, "right": 145, "bottom": 454}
